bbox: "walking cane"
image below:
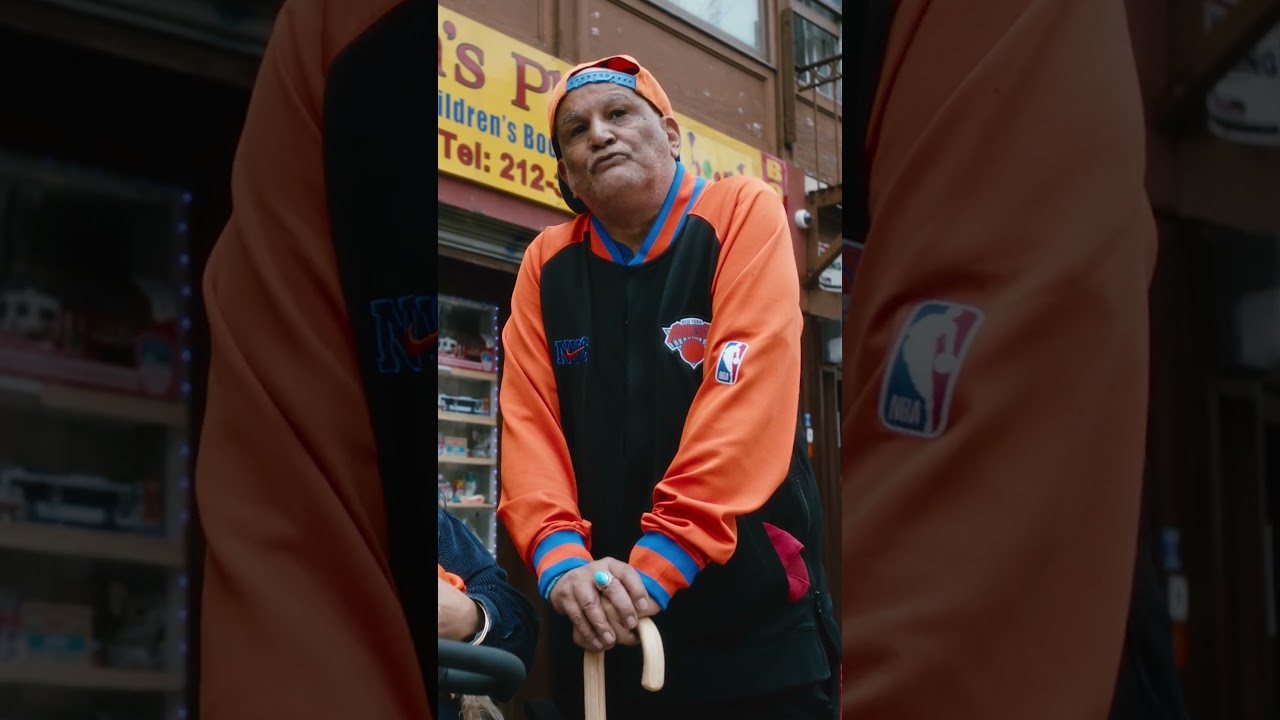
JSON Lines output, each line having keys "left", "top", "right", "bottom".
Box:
{"left": 584, "top": 616, "right": 664, "bottom": 720}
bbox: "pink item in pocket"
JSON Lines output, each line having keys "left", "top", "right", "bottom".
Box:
{"left": 762, "top": 522, "right": 810, "bottom": 602}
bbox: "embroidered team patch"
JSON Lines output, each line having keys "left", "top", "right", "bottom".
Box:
{"left": 662, "top": 317, "right": 710, "bottom": 369}
{"left": 553, "top": 336, "right": 589, "bottom": 365}
{"left": 879, "top": 301, "right": 983, "bottom": 438}
{"left": 715, "top": 341, "right": 749, "bottom": 385}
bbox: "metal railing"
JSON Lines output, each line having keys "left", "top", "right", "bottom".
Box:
{"left": 796, "top": 53, "right": 843, "bottom": 204}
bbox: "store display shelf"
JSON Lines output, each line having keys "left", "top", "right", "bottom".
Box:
{"left": 0, "top": 373, "right": 186, "bottom": 428}
{"left": 446, "top": 502, "right": 496, "bottom": 510}
{"left": 0, "top": 523, "right": 183, "bottom": 567}
{"left": 438, "top": 366, "right": 497, "bottom": 382}
{"left": 438, "top": 356, "right": 495, "bottom": 374}
{"left": 0, "top": 663, "right": 183, "bottom": 693}
{"left": 437, "top": 456, "right": 495, "bottom": 466}
{"left": 438, "top": 410, "right": 496, "bottom": 426}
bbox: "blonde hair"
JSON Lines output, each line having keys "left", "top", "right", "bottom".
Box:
{"left": 459, "top": 694, "right": 504, "bottom": 720}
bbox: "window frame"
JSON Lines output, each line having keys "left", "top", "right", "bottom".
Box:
{"left": 790, "top": 2, "right": 841, "bottom": 102}
{"left": 646, "top": 0, "right": 770, "bottom": 61}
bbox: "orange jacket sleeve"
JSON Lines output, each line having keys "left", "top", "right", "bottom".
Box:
{"left": 439, "top": 563, "right": 468, "bottom": 592}
{"left": 627, "top": 177, "right": 805, "bottom": 608}
{"left": 842, "top": 1, "right": 1156, "bottom": 718}
{"left": 497, "top": 227, "right": 596, "bottom": 598}
{"left": 195, "top": 2, "right": 428, "bottom": 719}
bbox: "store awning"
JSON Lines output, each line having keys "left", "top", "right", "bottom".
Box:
{"left": 438, "top": 204, "right": 538, "bottom": 273}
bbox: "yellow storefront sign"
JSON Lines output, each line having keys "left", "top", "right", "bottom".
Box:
{"left": 438, "top": 5, "right": 776, "bottom": 214}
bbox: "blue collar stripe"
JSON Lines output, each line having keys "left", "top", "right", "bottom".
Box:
{"left": 591, "top": 216, "right": 631, "bottom": 264}
{"left": 630, "top": 163, "right": 685, "bottom": 266}
{"left": 589, "top": 163, "right": 686, "bottom": 266}
{"left": 670, "top": 176, "right": 707, "bottom": 241}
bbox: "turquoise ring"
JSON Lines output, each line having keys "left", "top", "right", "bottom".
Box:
{"left": 593, "top": 570, "right": 613, "bottom": 590}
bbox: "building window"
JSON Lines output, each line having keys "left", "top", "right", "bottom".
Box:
{"left": 654, "top": 0, "right": 764, "bottom": 53}
{"left": 793, "top": 7, "right": 841, "bottom": 102}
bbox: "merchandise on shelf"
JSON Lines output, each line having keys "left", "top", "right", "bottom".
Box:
{"left": 0, "top": 480, "right": 21, "bottom": 522}
{"left": 0, "top": 587, "right": 17, "bottom": 662}
{"left": 0, "top": 154, "right": 187, "bottom": 400}
{"left": 468, "top": 428, "right": 495, "bottom": 458}
{"left": 438, "top": 469, "right": 485, "bottom": 505}
{"left": 438, "top": 392, "right": 487, "bottom": 415}
{"left": 436, "top": 332, "right": 497, "bottom": 372}
{"left": 440, "top": 435, "right": 469, "bottom": 456}
{"left": 95, "top": 580, "right": 166, "bottom": 671}
{"left": 0, "top": 467, "right": 152, "bottom": 535}
{"left": 18, "top": 601, "right": 92, "bottom": 666}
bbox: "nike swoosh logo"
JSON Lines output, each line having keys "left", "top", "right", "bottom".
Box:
{"left": 564, "top": 345, "right": 587, "bottom": 359}
{"left": 405, "top": 328, "right": 436, "bottom": 358}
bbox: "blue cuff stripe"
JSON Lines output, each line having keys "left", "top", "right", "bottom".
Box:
{"left": 533, "top": 530, "right": 586, "bottom": 569}
{"left": 637, "top": 531, "right": 700, "bottom": 585}
{"left": 635, "top": 570, "right": 672, "bottom": 611}
{"left": 538, "top": 557, "right": 588, "bottom": 599}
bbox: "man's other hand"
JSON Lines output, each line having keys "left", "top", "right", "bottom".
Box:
{"left": 438, "top": 576, "right": 483, "bottom": 642}
{"left": 550, "top": 558, "right": 651, "bottom": 651}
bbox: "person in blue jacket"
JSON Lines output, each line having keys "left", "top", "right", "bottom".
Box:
{"left": 438, "top": 505, "right": 539, "bottom": 720}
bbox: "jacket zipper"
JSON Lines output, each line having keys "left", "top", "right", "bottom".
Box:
{"left": 622, "top": 290, "right": 628, "bottom": 458}
{"left": 792, "top": 461, "right": 811, "bottom": 538}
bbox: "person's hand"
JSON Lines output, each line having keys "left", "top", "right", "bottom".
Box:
{"left": 549, "top": 558, "right": 651, "bottom": 651}
{"left": 573, "top": 588, "right": 659, "bottom": 649}
{"left": 438, "top": 576, "right": 483, "bottom": 642}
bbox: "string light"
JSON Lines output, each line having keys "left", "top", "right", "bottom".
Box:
{"left": 489, "top": 304, "right": 500, "bottom": 556}
{"left": 174, "top": 188, "right": 193, "bottom": 718}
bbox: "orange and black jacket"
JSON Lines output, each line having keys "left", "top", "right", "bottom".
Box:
{"left": 197, "top": 1, "right": 431, "bottom": 718}
{"left": 498, "top": 164, "right": 838, "bottom": 704}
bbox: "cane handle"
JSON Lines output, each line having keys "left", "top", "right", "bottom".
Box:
{"left": 583, "top": 617, "right": 665, "bottom": 720}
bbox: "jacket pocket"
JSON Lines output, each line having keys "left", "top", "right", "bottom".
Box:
{"left": 763, "top": 522, "right": 810, "bottom": 603}
{"left": 661, "top": 513, "right": 791, "bottom": 639}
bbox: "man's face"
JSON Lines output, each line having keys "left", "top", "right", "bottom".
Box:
{"left": 555, "top": 83, "right": 680, "bottom": 209}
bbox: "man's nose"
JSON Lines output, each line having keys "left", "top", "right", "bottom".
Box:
{"left": 587, "top": 118, "right": 616, "bottom": 146}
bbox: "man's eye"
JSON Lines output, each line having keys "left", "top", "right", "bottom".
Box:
{"left": 611, "top": 109, "right": 627, "bottom": 119}
{"left": 571, "top": 125, "right": 586, "bottom": 136}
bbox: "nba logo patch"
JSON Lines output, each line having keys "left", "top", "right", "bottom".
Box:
{"left": 662, "top": 317, "right": 711, "bottom": 369}
{"left": 879, "top": 301, "right": 983, "bottom": 438}
{"left": 715, "top": 341, "right": 749, "bottom": 385}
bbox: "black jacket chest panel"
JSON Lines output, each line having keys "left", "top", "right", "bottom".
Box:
{"left": 539, "top": 217, "right": 719, "bottom": 557}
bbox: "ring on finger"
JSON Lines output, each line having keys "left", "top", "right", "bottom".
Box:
{"left": 593, "top": 570, "right": 614, "bottom": 592}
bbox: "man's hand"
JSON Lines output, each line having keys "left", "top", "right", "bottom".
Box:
{"left": 573, "top": 594, "right": 658, "bottom": 649}
{"left": 438, "top": 576, "right": 483, "bottom": 642}
{"left": 549, "top": 558, "right": 652, "bottom": 651}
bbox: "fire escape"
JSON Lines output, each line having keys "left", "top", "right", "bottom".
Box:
{"left": 781, "top": 10, "right": 842, "bottom": 320}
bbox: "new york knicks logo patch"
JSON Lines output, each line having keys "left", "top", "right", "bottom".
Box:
{"left": 715, "top": 341, "right": 749, "bottom": 385}
{"left": 880, "top": 301, "right": 984, "bottom": 438}
{"left": 662, "top": 317, "right": 710, "bottom": 369}
{"left": 554, "top": 336, "right": 589, "bottom": 365}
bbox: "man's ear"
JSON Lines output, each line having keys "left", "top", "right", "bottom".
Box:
{"left": 663, "top": 117, "right": 681, "bottom": 160}
{"left": 557, "top": 159, "right": 571, "bottom": 190}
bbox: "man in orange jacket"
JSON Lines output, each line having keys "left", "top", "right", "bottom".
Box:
{"left": 843, "top": 1, "right": 1174, "bottom": 718}
{"left": 497, "top": 55, "right": 839, "bottom": 718}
